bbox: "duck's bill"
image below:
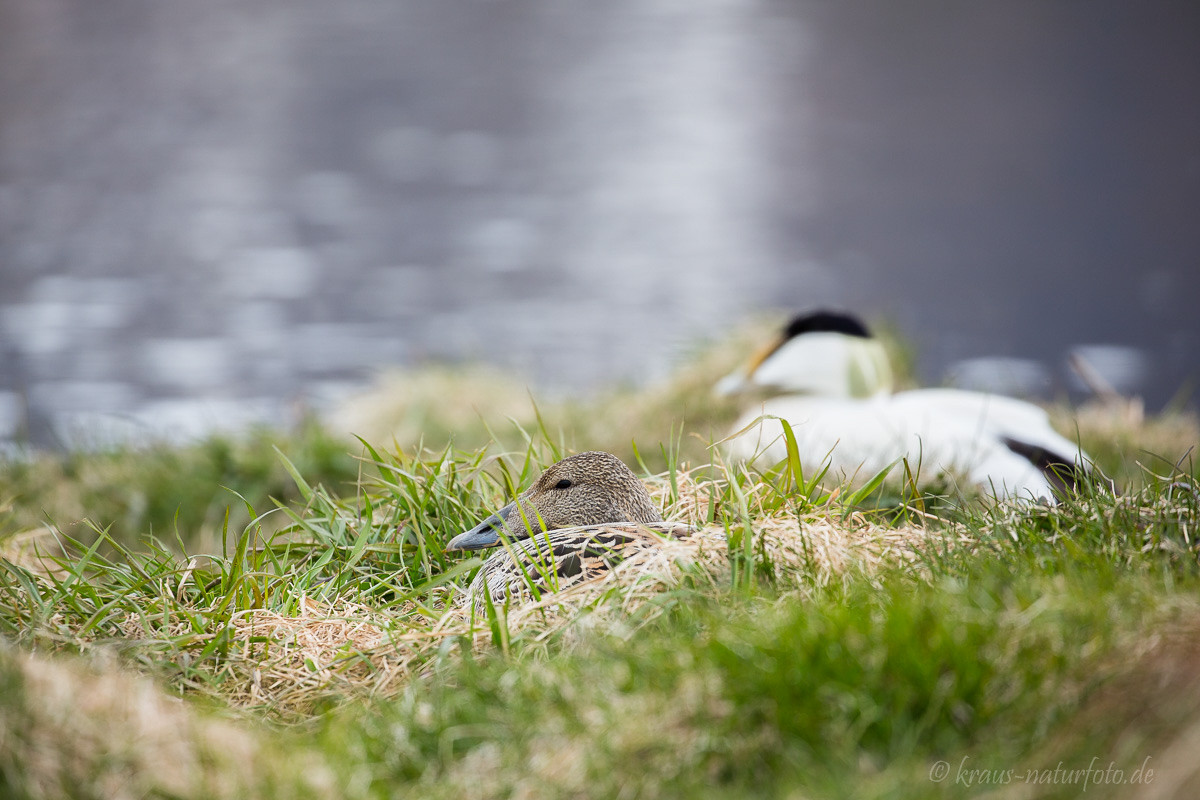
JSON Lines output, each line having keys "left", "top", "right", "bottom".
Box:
{"left": 446, "top": 503, "right": 515, "bottom": 551}
{"left": 715, "top": 333, "right": 786, "bottom": 396}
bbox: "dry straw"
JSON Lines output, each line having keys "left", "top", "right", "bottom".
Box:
{"left": 101, "top": 466, "right": 959, "bottom": 718}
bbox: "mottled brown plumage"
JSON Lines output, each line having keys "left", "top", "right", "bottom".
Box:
{"left": 446, "top": 451, "right": 693, "bottom": 603}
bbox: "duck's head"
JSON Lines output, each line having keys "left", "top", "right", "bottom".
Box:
{"left": 716, "top": 309, "right": 894, "bottom": 398}
{"left": 446, "top": 451, "right": 663, "bottom": 551}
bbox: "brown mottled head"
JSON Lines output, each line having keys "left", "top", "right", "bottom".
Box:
{"left": 446, "top": 451, "right": 663, "bottom": 551}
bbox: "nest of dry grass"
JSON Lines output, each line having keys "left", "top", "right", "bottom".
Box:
{"left": 5, "top": 459, "right": 1000, "bottom": 724}
{"left": 116, "top": 512, "right": 953, "bottom": 718}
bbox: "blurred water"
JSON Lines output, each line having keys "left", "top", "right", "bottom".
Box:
{"left": 1, "top": 0, "right": 1197, "bottom": 447}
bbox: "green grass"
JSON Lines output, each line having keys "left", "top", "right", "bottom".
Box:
{"left": 1, "top": 436, "right": 1197, "bottom": 798}
{"left": 0, "top": 422, "right": 360, "bottom": 553}
{"left": 321, "top": 566, "right": 1190, "bottom": 799}
{"left": 0, "top": 330, "right": 1198, "bottom": 798}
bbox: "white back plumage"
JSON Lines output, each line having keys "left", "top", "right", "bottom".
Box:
{"left": 722, "top": 314, "right": 1090, "bottom": 502}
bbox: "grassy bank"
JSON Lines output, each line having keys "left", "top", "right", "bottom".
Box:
{"left": 4, "top": 320, "right": 1195, "bottom": 554}
{"left": 1, "top": 330, "right": 1198, "bottom": 798}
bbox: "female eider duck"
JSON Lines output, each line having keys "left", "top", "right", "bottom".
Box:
{"left": 719, "top": 311, "right": 1092, "bottom": 502}
{"left": 447, "top": 451, "right": 694, "bottom": 603}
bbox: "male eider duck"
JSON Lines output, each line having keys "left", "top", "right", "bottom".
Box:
{"left": 719, "top": 311, "right": 1092, "bottom": 502}
{"left": 447, "top": 451, "right": 694, "bottom": 603}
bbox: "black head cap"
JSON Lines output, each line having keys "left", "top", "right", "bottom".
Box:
{"left": 783, "top": 310, "right": 872, "bottom": 340}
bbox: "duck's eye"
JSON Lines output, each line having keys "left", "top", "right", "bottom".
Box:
{"left": 554, "top": 479, "right": 572, "bottom": 490}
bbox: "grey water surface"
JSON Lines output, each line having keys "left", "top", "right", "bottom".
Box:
{"left": 1, "top": 0, "right": 1196, "bottom": 447}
